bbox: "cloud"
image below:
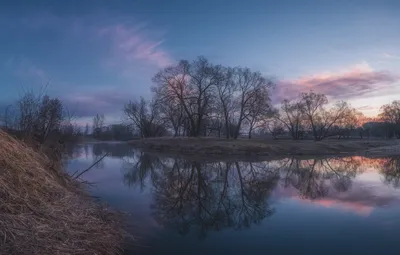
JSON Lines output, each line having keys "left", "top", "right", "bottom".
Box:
{"left": 382, "top": 53, "right": 400, "bottom": 60}
{"left": 61, "top": 88, "right": 133, "bottom": 122}
{"left": 3, "top": 57, "right": 49, "bottom": 83}
{"left": 273, "top": 62, "right": 399, "bottom": 104}
{"left": 99, "top": 24, "right": 173, "bottom": 70}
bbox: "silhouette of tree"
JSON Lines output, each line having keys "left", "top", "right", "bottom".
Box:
{"left": 122, "top": 154, "right": 279, "bottom": 239}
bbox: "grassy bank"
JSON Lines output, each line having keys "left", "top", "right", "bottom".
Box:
{"left": 0, "top": 130, "right": 126, "bottom": 254}
{"left": 129, "top": 137, "right": 399, "bottom": 158}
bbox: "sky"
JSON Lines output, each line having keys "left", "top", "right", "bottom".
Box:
{"left": 0, "top": 0, "right": 399, "bottom": 125}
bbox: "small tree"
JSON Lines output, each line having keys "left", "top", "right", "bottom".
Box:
{"left": 124, "top": 97, "right": 167, "bottom": 138}
{"left": 92, "top": 114, "right": 105, "bottom": 139}
{"left": 276, "top": 99, "right": 305, "bottom": 140}
{"left": 265, "top": 118, "right": 285, "bottom": 140}
{"left": 84, "top": 123, "right": 89, "bottom": 137}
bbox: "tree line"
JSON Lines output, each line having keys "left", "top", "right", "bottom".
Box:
{"left": 121, "top": 56, "right": 400, "bottom": 141}
{"left": 3, "top": 56, "right": 399, "bottom": 142}
{"left": 1, "top": 89, "right": 82, "bottom": 145}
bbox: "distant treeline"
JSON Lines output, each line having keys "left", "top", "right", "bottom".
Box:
{"left": 2, "top": 56, "right": 400, "bottom": 143}
{"left": 117, "top": 56, "right": 400, "bottom": 141}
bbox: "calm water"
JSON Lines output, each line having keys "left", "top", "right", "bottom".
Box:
{"left": 65, "top": 142, "right": 400, "bottom": 255}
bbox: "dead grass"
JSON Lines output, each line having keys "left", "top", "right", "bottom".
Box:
{"left": 0, "top": 130, "right": 127, "bottom": 255}
{"left": 129, "top": 137, "right": 399, "bottom": 158}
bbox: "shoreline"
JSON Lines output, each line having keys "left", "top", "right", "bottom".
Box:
{"left": 129, "top": 137, "right": 400, "bottom": 160}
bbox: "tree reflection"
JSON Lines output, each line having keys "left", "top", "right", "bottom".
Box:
{"left": 122, "top": 153, "right": 367, "bottom": 239}
{"left": 122, "top": 151, "right": 164, "bottom": 189}
{"left": 92, "top": 142, "right": 134, "bottom": 158}
{"left": 281, "top": 157, "right": 360, "bottom": 199}
{"left": 381, "top": 157, "right": 400, "bottom": 188}
{"left": 123, "top": 155, "right": 279, "bottom": 239}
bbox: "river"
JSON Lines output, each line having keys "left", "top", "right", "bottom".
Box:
{"left": 65, "top": 142, "right": 400, "bottom": 255}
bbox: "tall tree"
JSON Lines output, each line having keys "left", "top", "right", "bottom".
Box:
{"left": 275, "top": 99, "right": 305, "bottom": 140}
{"left": 231, "top": 67, "right": 273, "bottom": 139}
{"left": 92, "top": 114, "right": 105, "bottom": 138}
{"left": 245, "top": 86, "right": 272, "bottom": 139}
{"left": 215, "top": 67, "right": 235, "bottom": 138}
{"left": 153, "top": 57, "right": 224, "bottom": 137}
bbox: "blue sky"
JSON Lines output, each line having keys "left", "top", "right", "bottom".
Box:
{"left": 1, "top": 0, "right": 399, "bottom": 124}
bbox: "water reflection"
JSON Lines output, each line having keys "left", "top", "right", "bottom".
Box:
{"left": 122, "top": 153, "right": 279, "bottom": 239}
{"left": 67, "top": 143, "right": 400, "bottom": 241}
{"left": 119, "top": 152, "right": 388, "bottom": 239}
{"left": 381, "top": 157, "right": 400, "bottom": 188}
{"left": 280, "top": 157, "right": 360, "bottom": 199}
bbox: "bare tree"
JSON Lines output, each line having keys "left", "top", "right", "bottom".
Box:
{"left": 158, "top": 97, "right": 185, "bottom": 136}
{"left": 379, "top": 100, "right": 400, "bottom": 138}
{"left": 298, "top": 91, "right": 354, "bottom": 141}
{"left": 16, "top": 91, "right": 42, "bottom": 135}
{"left": 35, "top": 96, "right": 63, "bottom": 143}
{"left": 153, "top": 57, "right": 224, "bottom": 137}
{"left": 265, "top": 115, "right": 285, "bottom": 140}
{"left": 299, "top": 91, "right": 328, "bottom": 140}
{"left": 245, "top": 86, "right": 272, "bottom": 139}
{"left": 13, "top": 90, "right": 69, "bottom": 144}
{"left": 215, "top": 67, "right": 235, "bottom": 138}
{"left": 92, "top": 114, "right": 105, "bottom": 138}
{"left": 124, "top": 97, "right": 167, "bottom": 138}
{"left": 336, "top": 109, "right": 362, "bottom": 139}
{"left": 231, "top": 67, "right": 273, "bottom": 139}
{"left": 275, "top": 99, "right": 305, "bottom": 140}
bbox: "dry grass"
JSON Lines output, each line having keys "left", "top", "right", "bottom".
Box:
{"left": 129, "top": 137, "right": 399, "bottom": 158}
{"left": 0, "top": 130, "right": 127, "bottom": 255}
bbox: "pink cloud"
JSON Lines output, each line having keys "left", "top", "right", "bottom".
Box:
{"left": 273, "top": 63, "right": 399, "bottom": 104}
{"left": 99, "top": 24, "right": 172, "bottom": 69}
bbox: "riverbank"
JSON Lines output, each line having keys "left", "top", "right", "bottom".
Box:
{"left": 129, "top": 137, "right": 399, "bottom": 159}
{"left": 0, "top": 130, "right": 126, "bottom": 255}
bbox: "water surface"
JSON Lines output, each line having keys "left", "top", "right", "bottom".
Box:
{"left": 65, "top": 142, "right": 400, "bottom": 255}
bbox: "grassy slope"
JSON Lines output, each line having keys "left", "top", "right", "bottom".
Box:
{"left": 0, "top": 130, "right": 126, "bottom": 255}
{"left": 129, "top": 137, "right": 399, "bottom": 158}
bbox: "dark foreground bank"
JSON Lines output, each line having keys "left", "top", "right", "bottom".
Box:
{"left": 0, "top": 130, "right": 126, "bottom": 255}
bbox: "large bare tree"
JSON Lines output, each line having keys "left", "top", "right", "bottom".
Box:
{"left": 153, "top": 57, "right": 224, "bottom": 137}
{"left": 231, "top": 67, "right": 273, "bottom": 139}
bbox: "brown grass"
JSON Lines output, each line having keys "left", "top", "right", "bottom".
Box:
{"left": 129, "top": 137, "right": 399, "bottom": 159}
{"left": 0, "top": 130, "right": 127, "bottom": 255}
